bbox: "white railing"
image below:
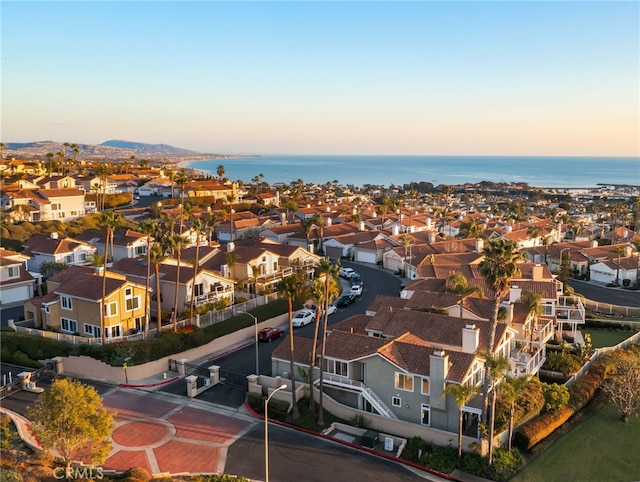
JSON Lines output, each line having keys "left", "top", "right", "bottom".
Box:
{"left": 316, "top": 374, "right": 398, "bottom": 419}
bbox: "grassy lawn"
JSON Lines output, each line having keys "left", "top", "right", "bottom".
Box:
{"left": 512, "top": 401, "right": 640, "bottom": 482}
{"left": 583, "top": 329, "right": 635, "bottom": 348}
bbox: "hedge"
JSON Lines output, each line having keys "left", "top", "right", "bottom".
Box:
{"left": 514, "top": 361, "right": 607, "bottom": 451}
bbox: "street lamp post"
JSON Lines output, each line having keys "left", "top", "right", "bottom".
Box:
{"left": 240, "top": 312, "right": 259, "bottom": 375}
{"left": 265, "top": 384, "right": 287, "bottom": 482}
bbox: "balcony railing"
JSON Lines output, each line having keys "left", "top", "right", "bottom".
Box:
{"left": 511, "top": 344, "right": 545, "bottom": 376}
{"left": 191, "top": 284, "right": 234, "bottom": 306}
{"left": 555, "top": 296, "right": 585, "bottom": 324}
{"left": 256, "top": 267, "right": 293, "bottom": 284}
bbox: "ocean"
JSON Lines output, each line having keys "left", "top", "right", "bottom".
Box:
{"left": 183, "top": 155, "right": 640, "bottom": 189}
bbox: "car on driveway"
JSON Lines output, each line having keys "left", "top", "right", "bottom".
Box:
{"left": 339, "top": 267, "right": 355, "bottom": 279}
{"left": 335, "top": 293, "right": 356, "bottom": 307}
{"left": 258, "top": 327, "right": 283, "bottom": 342}
{"left": 350, "top": 284, "right": 363, "bottom": 297}
{"left": 292, "top": 309, "right": 315, "bottom": 327}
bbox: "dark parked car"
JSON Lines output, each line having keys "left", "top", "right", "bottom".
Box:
{"left": 350, "top": 273, "right": 363, "bottom": 286}
{"left": 258, "top": 327, "right": 283, "bottom": 342}
{"left": 336, "top": 293, "right": 356, "bottom": 307}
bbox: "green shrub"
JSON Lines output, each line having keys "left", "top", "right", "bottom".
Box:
{"left": 420, "top": 446, "right": 458, "bottom": 474}
{"left": 568, "top": 361, "right": 605, "bottom": 411}
{"left": 490, "top": 447, "right": 525, "bottom": 481}
{"left": 542, "top": 382, "right": 570, "bottom": 412}
{"left": 403, "top": 436, "right": 429, "bottom": 463}
{"left": 121, "top": 466, "right": 151, "bottom": 482}
{"left": 495, "top": 378, "right": 544, "bottom": 432}
{"left": 459, "top": 452, "right": 487, "bottom": 477}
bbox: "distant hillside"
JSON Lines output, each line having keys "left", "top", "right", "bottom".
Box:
{"left": 100, "top": 140, "right": 198, "bottom": 155}
{"left": 2, "top": 140, "right": 212, "bottom": 162}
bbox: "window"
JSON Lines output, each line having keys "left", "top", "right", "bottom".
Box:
{"left": 7, "top": 265, "right": 19, "bottom": 278}
{"left": 107, "top": 325, "right": 121, "bottom": 339}
{"left": 135, "top": 245, "right": 146, "bottom": 256}
{"left": 84, "top": 323, "right": 101, "bottom": 338}
{"left": 104, "top": 302, "right": 117, "bottom": 317}
{"left": 194, "top": 283, "right": 204, "bottom": 297}
{"left": 392, "top": 396, "right": 401, "bottom": 407}
{"left": 64, "top": 255, "right": 73, "bottom": 263}
{"left": 60, "top": 296, "right": 73, "bottom": 310}
{"left": 324, "top": 359, "right": 348, "bottom": 377}
{"left": 395, "top": 372, "right": 414, "bottom": 392}
{"left": 421, "top": 404, "right": 431, "bottom": 426}
{"left": 421, "top": 378, "right": 430, "bottom": 396}
{"left": 61, "top": 318, "right": 78, "bottom": 333}
{"left": 125, "top": 287, "right": 140, "bottom": 311}
{"left": 51, "top": 203, "right": 61, "bottom": 210}
{"left": 79, "top": 253, "right": 87, "bottom": 262}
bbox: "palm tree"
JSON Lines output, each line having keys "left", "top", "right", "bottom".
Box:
{"left": 301, "top": 218, "right": 315, "bottom": 251}
{"left": 316, "top": 258, "right": 341, "bottom": 425}
{"left": 188, "top": 219, "right": 205, "bottom": 324}
{"left": 478, "top": 238, "right": 525, "bottom": 354}
{"left": 478, "top": 350, "right": 511, "bottom": 466}
{"left": 95, "top": 164, "right": 111, "bottom": 211}
{"left": 216, "top": 164, "right": 225, "bottom": 182}
{"left": 314, "top": 214, "right": 326, "bottom": 254}
{"left": 499, "top": 375, "right": 530, "bottom": 450}
{"left": 519, "top": 290, "right": 542, "bottom": 348}
{"left": 71, "top": 143, "right": 80, "bottom": 172}
{"left": 307, "top": 278, "right": 325, "bottom": 412}
{"left": 138, "top": 219, "right": 157, "bottom": 338}
{"left": 226, "top": 193, "right": 237, "bottom": 242}
{"left": 0, "top": 142, "right": 5, "bottom": 160}
{"left": 150, "top": 242, "right": 167, "bottom": 332}
{"left": 46, "top": 152, "right": 54, "bottom": 176}
{"left": 612, "top": 245, "right": 625, "bottom": 286}
{"left": 632, "top": 239, "right": 640, "bottom": 287}
{"left": 167, "top": 233, "right": 189, "bottom": 331}
{"left": 442, "top": 273, "right": 483, "bottom": 319}
{"left": 99, "top": 211, "right": 121, "bottom": 344}
{"left": 441, "top": 383, "right": 482, "bottom": 459}
{"left": 276, "top": 273, "right": 306, "bottom": 420}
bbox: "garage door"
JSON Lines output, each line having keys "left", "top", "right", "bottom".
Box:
{"left": 356, "top": 251, "right": 377, "bottom": 264}
{"left": 325, "top": 246, "right": 343, "bottom": 260}
{"left": 0, "top": 285, "right": 31, "bottom": 304}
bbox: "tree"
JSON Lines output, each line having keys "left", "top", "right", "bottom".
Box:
{"left": 188, "top": 219, "right": 205, "bottom": 323}
{"left": 39, "top": 261, "right": 69, "bottom": 280}
{"left": 46, "top": 152, "right": 54, "bottom": 176}
{"left": 499, "top": 376, "right": 530, "bottom": 450}
{"left": 478, "top": 350, "right": 511, "bottom": 466}
{"left": 518, "top": 290, "right": 542, "bottom": 347}
{"left": 99, "top": 211, "right": 121, "bottom": 344}
{"left": 27, "top": 378, "right": 113, "bottom": 476}
{"left": 603, "top": 354, "right": 640, "bottom": 423}
{"left": 150, "top": 241, "right": 167, "bottom": 332}
{"left": 138, "top": 219, "right": 157, "bottom": 338}
{"left": 216, "top": 164, "right": 225, "bottom": 181}
{"left": 441, "top": 383, "right": 481, "bottom": 459}
{"left": 316, "top": 258, "right": 341, "bottom": 425}
{"left": 442, "top": 273, "right": 483, "bottom": 319}
{"left": 167, "top": 233, "right": 189, "bottom": 331}
{"left": 276, "top": 273, "right": 306, "bottom": 420}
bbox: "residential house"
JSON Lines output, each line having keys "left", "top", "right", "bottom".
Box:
{"left": 76, "top": 228, "right": 149, "bottom": 262}
{"left": 24, "top": 265, "right": 150, "bottom": 340}
{"left": 21, "top": 232, "right": 96, "bottom": 274}
{"left": 111, "top": 258, "right": 235, "bottom": 318}
{"left": 0, "top": 248, "right": 39, "bottom": 306}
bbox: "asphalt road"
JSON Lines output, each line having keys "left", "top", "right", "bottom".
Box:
{"left": 225, "top": 422, "right": 427, "bottom": 482}
{"left": 568, "top": 279, "right": 640, "bottom": 307}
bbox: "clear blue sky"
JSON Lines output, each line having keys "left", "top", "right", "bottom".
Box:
{"left": 2, "top": 1, "right": 639, "bottom": 156}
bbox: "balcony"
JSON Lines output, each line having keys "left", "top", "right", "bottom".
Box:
{"left": 190, "top": 284, "right": 234, "bottom": 306}
{"left": 511, "top": 343, "right": 545, "bottom": 376}
{"left": 555, "top": 296, "right": 586, "bottom": 324}
{"left": 256, "top": 267, "right": 293, "bottom": 286}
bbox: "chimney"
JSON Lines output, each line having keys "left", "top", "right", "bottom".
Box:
{"left": 306, "top": 203, "right": 311, "bottom": 208}
{"left": 50, "top": 232, "right": 59, "bottom": 240}
{"left": 508, "top": 285, "right": 521, "bottom": 303}
{"left": 505, "top": 225, "right": 512, "bottom": 234}
{"left": 220, "top": 264, "right": 229, "bottom": 277}
{"left": 325, "top": 206, "right": 331, "bottom": 212}
{"left": 591, "top": 240, "right": 598, "bottom": 248}
{"left": 462, "top": 324, "right": 479, "bottom": 354}
{"left": 326, "top": 217, "right": 332, "bottom": 226}
{"left": 429, "top": 350, "right": 449, "bottom": 410}
{"left": 392, "top": 225, "right": 399, "bottom": 236}
{"left": 280, "top": 212, "right": 287, "bottom": 224}
{"left": 372, "top": 211, "right": 377, "bottom": 218}
{"left": 352, "top": 207, "right": 358, "bottom": 215}
{"left": 427, "top": 231, "right": 435, "bottom": 243}
{"left": 227, "top": 241, "right": 235, "bottom": 253}
{"left": 426, "top": 217, "right": 432, "bottom": 229}
{"left": 532, "top": 263, "right": 543, "bottom": 281}
{"left": 359, "top": 221, "right": 365, "bottom": 231}
{"left": 501, "top": 301, "right": 515, "bottom": 323}
{"left": 475, "top": 237, "right": 484, "bottom": 253}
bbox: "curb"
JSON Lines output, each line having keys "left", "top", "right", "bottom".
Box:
{"left": 118, "top": 376, "right": 180, "bottom": 389}
{"left": 207, "top": 341, "right": 253, "bottom": 362}
{"left": 243, "top": 400, "right": 461, "bottom": 481}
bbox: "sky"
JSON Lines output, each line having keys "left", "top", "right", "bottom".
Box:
{"left": 1, "top": 1, "right": 639, "bottom": 157}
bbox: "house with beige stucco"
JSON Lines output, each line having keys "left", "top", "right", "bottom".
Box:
{"left": 24, "top": 265, "right": 150, "bottom": 340}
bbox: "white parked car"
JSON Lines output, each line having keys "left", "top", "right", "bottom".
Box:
{"left": 322, "top": 304, "right": 338, "bottom": 316}
{"left": 292, "top": 309, "right": 315, "bottom": 328}
{"left": 350, "top": 284, "right": 363, "bottom": 297}
{"left": 339, "top": 267, "right": 355, "bottom": 279}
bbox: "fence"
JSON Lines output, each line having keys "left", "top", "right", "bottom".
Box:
{"left": 582, "top": 299, "right": 640, "bottom": 318}
{"left": 564, "top": 330, "right": 640, "bottom": 387}
{"left": 11, "top": 293, "right": 280, "bottom": 346}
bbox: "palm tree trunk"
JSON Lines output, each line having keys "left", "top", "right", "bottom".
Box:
{"left": 155, "top": 265, "right": 162, "bottom": 333}
{"left": 189, "top": 240, "right": 201, "bottom": 325}
{"left": 144, "top": 236, "right": 151, "bottom": 339}
{"left": 318, "top": 296, "right": 330, "bottom": 426}
{"left": 508, "top": 404, "right": 515, "bottom": 450}
{"left": 173, "top": 250, "right": 181, "bottom": 332}
{"left": 288, "top": 298, "right": 299, "bottom": 419}
{"left": 100, "top": 229, "right": 110, "bottom": 345}
{"left": 308, "top": 309, "right": 321, "bottom": 412}
{"left": 458, "top": 410, "right": 464, "bottom": 459}
{"left": 488, "top": 389, "right": 497, "bottom": 466}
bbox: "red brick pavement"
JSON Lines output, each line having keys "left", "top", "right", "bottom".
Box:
{"left": 96, "top": 389, "right": 254, "bottom": 476}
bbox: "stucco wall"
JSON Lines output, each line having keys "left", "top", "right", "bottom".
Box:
{"left": 58, "top": 314, "right": 289, "bottom": 383}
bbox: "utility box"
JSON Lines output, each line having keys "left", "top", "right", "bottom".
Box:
{"left": 361, "top": 430, "right": 379, "bottom": 449}
{"left": 384, "top": 437, "right": 394, "bottom": 452}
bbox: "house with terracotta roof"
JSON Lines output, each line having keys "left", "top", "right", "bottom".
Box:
{"left": 75, "top": 228, "right": 149, "bottom": 262}
{"left": 0, "top": 248, "right": 39, "bottom": 306}
{"left": 271, "top": 310, "right": 511, "bottom": 439}
{"left": 22, "top": 232, "right": 96, "bottom": 274}
{"left": 24, "top": 265, "right": 149, "bottom": 340}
